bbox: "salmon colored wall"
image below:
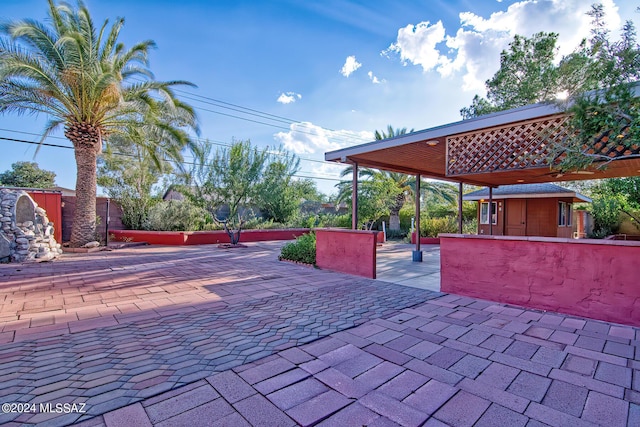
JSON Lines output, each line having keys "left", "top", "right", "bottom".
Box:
{"left": 110, "top": 228, "right": 310, "bottom": 245}
{"left": 440, "top": 234, "right": 640, "bottom": 326}
{"left": 315, "top": 229, "right": 377, "bottom": 279}
{"left": 27, "top": 191, "right": 62, "bottom": 243}
{"left": 410, "top": 233, "right": 440, "bottom": 245}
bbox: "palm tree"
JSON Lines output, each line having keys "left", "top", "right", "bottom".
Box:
{"left": 337, "top": 125, "right": 459, "bottom": 230}
{"left": 0, "top": 0, "right": 198, "bottom": 246}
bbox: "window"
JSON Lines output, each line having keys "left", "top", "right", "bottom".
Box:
{"left": 566, "top": 203, "right": 573, "bottom": 226}
{"left": 480, "top": 202, "right": 497, "bottom": 225}
{"left": 558, "top": 201, "right": 566, "bottom": 226}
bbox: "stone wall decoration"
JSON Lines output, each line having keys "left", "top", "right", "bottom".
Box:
{"left": 0, "top": 188, "right": 62, "bottom": 263}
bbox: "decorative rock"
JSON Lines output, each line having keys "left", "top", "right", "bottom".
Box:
{"left": 83, "top": 241, "right": 100, "bottom": 248}
{"left": 0, "top": 189, "right": 62, "bottom": 263}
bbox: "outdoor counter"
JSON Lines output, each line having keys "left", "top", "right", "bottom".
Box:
{"left": 439, "top": 234, "right": 640, "bottom": 326}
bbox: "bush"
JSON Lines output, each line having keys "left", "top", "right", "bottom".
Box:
{"left": 279, "top": 232, "right": 316, "bottom": 265}
{"left": 462, "top": 218, "right": 478, "bottom": 234}
{"left": 146, "top": 200, "right": 211, "bottom": 231}
{"left": 419, "top": 216, "right": 458, "bottom": 237}
{"left": 589, "top": 196, "right": 621, "bottom": 238}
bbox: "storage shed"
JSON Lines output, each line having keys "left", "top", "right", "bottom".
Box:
{"left": 463, "top": 183, "right": 591, "bottom": 238}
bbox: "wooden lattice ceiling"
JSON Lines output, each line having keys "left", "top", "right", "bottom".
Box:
{"left": 446, "top": 116, "right": 569, "bottom": 176}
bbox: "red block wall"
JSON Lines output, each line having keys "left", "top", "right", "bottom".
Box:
{"left": 315, "top": 229, "right": 377, "bottom": 279}
{"left": 110, "top": 228, "right": 310, "bottom": 245}
{"left": 440, "top": 234, "right": 640, "bottom": 326}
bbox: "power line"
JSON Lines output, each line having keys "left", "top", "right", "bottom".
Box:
{"left": 129, "top": 77, "right": 372, "bottom": 145}
{"left": 0, "top": 135, "right": 343, "bottom": 182}
{"left": 0, "top": 127, "right": 338, "bottom": 166}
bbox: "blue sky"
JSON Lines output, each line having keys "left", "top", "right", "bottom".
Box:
{"left": 0, "top": 0, "right": 637, "bottom": 195}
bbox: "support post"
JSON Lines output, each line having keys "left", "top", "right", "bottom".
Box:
{"left": 458, "top": 182, "right": 463, "bottom": 234}
{"left": 105, "top": 198, "right": 110, "bottom": 245}
{"left": 413, "top": 174, "right": 422, "bottom": 262}
{"left": 489, "top": 187, "right": 493, "bottom": 235}
{"left": 351, "top": 162, "right": 358, "bottom": 230}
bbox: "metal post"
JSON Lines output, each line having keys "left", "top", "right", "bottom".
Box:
{"left": 351, "top": 162, "right": 358, "bottom": 230}
{"left": 413, "top": 174, "right": 422, "bottom": 262}
{"left": 489, "top": 187, "right": 493, "bottom": 235}
{"left": 458, "top": 182, "right": 463, "bottom": 234}
{"left": 105, "top": 198, "right": 111, "bottom": 245}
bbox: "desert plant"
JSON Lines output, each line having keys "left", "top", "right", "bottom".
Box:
{"left": 419, "top": 216, "right": 459, "bottom": 237}
{"left": 146, "top": 200, "right": 210, "bottom": 231}
{"left": 279, "top": 232, "right": 316, "bottom": 265}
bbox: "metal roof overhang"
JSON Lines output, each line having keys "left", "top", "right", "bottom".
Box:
{"left": 325, "top": 101, "right": 640, "bottom": 187}
{"left": 463, "top": 192, "right": 592, "bottom": 203}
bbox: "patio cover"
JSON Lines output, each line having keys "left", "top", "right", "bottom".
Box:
{"left": 325, "top": 100, "right": 640, "bottom": 187}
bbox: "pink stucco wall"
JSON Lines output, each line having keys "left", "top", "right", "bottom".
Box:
{"left": 440, "top": 234, "right": 640, "bottom": 326}
{"left": 315, "top": 229, "right": 377, "bottom": 279}
{"left": 110, "top": 229, "right": 309, "bottom": 245}
{"left": 410, "top": 232, "right": 440, "bottom": 245}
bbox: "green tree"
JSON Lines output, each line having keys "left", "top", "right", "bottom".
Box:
{"left": 182, "top": 139, "right": 270, "bottom": 244}
{"left": 461, "top": 32, "right": 563, "bottom": 119}
{"left": 459, "top": 31, "right": 592, "bottom": 120}
{"left": 0, "top": 161, "right": 56, "bottom": 188}
{"left": 553, "top": 4, "right": 640, "bottom": 171}
{"left": 97, "top": 136, "right": 165, "bottom": 230}
{"left": 0, "top": 0, "right": 198, "bottom": 246}
{"left": 254, "top": 150, "right": 301, "bottom": 223}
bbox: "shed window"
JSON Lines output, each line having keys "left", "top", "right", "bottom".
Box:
{"left": 480, "top": 202, "right": 497, "bottom": 225}
{"left": 566, "top": 203, "right": 573, "bottom": 226}
{"left": 558, "top": 201, "right": 567, "bottom": 226}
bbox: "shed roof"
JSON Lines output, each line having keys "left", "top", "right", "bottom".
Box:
{"left": 462, "top": 183, "right": 592, "bottom": 203}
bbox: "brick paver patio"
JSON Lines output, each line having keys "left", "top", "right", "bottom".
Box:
{"left": 1, "top": 242, "right": 639, "bottom": 426}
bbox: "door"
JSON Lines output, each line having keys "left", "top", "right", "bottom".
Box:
{"left": 506, "top": 199, "right": 526, "bottom": 236}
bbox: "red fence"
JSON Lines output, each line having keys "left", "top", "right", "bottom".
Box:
{"left": 27, "top": 190, "right": 62, "bottom": 243}
{"left": 440, "top": 234, "right": 640, "bottom": 326}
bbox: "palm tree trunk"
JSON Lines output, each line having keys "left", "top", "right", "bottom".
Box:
{"left": 389, "top": 209, "right": 401, "bottom": 231}
{"left": 70, "top": 145, "right": 98, "bottom": 247}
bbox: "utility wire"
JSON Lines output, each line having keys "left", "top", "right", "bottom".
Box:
{"left": 0, "top": 135, "right": 343, "bottom": 182}
{"left": 0, "top": 127, "right": 338, "bottom": 166}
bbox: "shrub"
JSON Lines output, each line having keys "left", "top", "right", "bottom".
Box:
{"left": 146, "top": 200, "right": 211, "bottom": 231}
{"left": 589, "top": 196, "right": 621, "bottom": 238}
{"left": 279, "top": 232, "right": 316, "bottom": 265}
{"left": 419, "top": 216, "right": 458, "bottom": 237}
{"left": 462, "top": 218, "right": 478, "bottom": 234}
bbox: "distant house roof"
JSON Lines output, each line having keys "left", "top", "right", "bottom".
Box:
{"left": 463, "top": 183, "right": 592, "bottom": 203}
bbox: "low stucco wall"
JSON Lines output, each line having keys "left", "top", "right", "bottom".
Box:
{"left": 315, "top": 228, "right": 377, "bottom": 279}
{"left": 110, "top": 229, "right": 310, "bottom": 245}
{"left": 440, "top": 234, "right": 640, "bottom": 326}
{"left": 410, "top": 232, "right": 440, "bottom": 245}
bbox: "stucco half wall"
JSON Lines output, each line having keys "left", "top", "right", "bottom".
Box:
{"left": 315, "top": 229, "right": 377, "bottom": 279}
{"left": 440, "top": 234, "right": 640, "bottom": 326}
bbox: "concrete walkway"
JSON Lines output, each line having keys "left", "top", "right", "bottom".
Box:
{"left": 376, "top": 243, "right": 440, "bottom": 292}
{"left": 0, "top": 243, "right": 638, "bottom": 426}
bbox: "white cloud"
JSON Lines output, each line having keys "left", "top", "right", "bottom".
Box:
{"left": 274, "top": 122, "right": 373, "bottom": 154}
{"left": 367, "top": 71, "right": 385, "bottom": 84}
{"left": 382, "top": 20, "right": 450, "bottom": 74}
{"left": 277, "top": 92, "right": 302, "bottom": 104}
{"left": 340, "top": 55, "right": 362, "bottom": 77}
{"left": 384, "top": 0, "right": 623, "bottom": 92}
